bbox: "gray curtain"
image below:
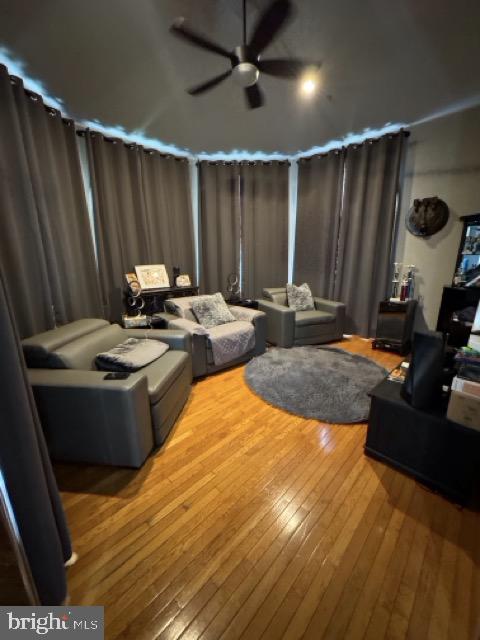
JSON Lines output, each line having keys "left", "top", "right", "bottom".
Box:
{"left": 294, "top": 150, "right": 345, "bottom": 298}
{"left": 241, "top": 161, "right": 289, "bottom": 299}
{"left": 199, "top": 162, "right": 241, "bottom": 296}
{"left": 86, "top": 134, "right": 195, "bottom": 319}
{"left": 334, "top": 132, "right": 406, "bottom": 336}
{"left": 86, "top": 134, "right": 149, "bottom": 320}
{"left": 141, "top": 152, "right": 195, "bottom": 283}
{"left": 0, "top": 266, "right": 71, "bottom": 604}
{"left": 0, "top": 65, "right": 102, "bottom": 337}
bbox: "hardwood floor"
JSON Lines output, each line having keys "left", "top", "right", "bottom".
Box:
{"left": 56, "top": 337, "right": 480, "bottom": 640}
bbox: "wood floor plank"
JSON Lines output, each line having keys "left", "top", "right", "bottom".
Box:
{"left": 53, "top": 337, "right": 479, "bottom": 640}
{"left": 183, "top": 438, "right": 365, "bottom": 640}
{"left": 112, "top": 422, "right": 355, "bottom": 639}
{"left": 340, "top": 475, "right": 416, "bottom": 639}
{"left": 362, "top": 484, "right": 430, "bottom": 640}
{"left": 103, "top": 418, "right": 331, "bottom": 637}
{"left": 299, "top": 467, "right": 406, "bottom": 639}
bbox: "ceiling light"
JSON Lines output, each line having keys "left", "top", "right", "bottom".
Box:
{"left": 232, "top": 62, "right": 259, "bottom": 88}
{"left": 301, "top": 78, "right": 317, "bottom": 96}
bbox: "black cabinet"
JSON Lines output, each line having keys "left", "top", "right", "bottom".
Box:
{"left": 436, "top": 286, "right": 480, "bottom": 347}
{"left": 366, "top": 378, "right": 480, "bottom": 506}
{"left": 125, "top": 285, "right": 199, "bottom": 317}
{"left": 373, "top": 300, "right": 417, "bottom": 355}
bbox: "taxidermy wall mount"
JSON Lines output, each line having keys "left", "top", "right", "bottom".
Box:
{"left": 406, "top": 196, "right": 449, "bottom": 237}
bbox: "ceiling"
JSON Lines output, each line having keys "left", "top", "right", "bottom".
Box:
{"left": 1, "top": 0, "right": 479, "bottom": 154}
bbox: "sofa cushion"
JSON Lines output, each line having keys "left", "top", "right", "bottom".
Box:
{"left": 139, "top": 351, "right": 190, "bottom": 405}
{"left": 295, "top": 310, "right": 335, "bottom": 326}
{"left": 191, "top": 293, "right": 235, "bottom": 329}
{"left": 48, "top": 324, "right": 126, "bottom": 370}
{"left": 22, "top": 318, "right": 110, "bottom": 368}
{"left": 287, "top": 283, "right": 315, "bottom": 311}
{"left": 95, "top": 338, "right": 169, "bottom": 372}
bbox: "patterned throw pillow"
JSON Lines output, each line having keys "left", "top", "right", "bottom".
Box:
{"left": 286, "top": 283, "right": 315, "bottom": 311}
{"left": 191, "top": 293, "right": 236, "bottom": 329}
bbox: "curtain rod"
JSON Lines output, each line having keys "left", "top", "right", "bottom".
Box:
{"left": 297, "top": 129, "right": 410, "bottom": 163}
{"left": 196, "top": 159, "right": 291, "bottom": 166}
{"left": 75, "top": 129, "right": 189, "bottom": 161}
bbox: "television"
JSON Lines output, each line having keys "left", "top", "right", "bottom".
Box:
{"left": 401, "top": 331, "right": 445, "bottom": 410}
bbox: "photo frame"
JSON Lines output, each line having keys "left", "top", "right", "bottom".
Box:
{"left": 176, "top": 274, "right": 191, "bottom": 287}
{"left": 135, "top": 264, "right": 170, "bottom": 289}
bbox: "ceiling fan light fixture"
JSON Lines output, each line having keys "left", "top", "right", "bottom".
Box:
{"left": 301, "top": 78, "right": 316, "bottom": 95}
{"left": 300, "top": 67, "right": 320, "bottom": 97}
{"left": 232, "top": 62, "right": 259, "bottom": 88}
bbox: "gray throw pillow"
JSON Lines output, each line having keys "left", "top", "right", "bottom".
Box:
{"left": 191, "top": 293, "right": 236, "bottom": 329}
{"left": 286, "top": 283, "right": 315, "bottom": 311}
{"left": 95, "top": 338, "right": 168, "bottom": 372}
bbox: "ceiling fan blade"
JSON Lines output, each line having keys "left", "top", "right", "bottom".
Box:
{"left": 248, "top": 0, "right": 293, "bottom": 56}
{"left": 187, "top": 69, "right": 232, "bottom": 95}
{"left": 170, "top": 18, "right": 235, "bottom": 61}
{"left": 258, "top": 58, "right": 321, "bottom": 79}
{"left": 245, "top": 84, "right": 264, "bottom": 109}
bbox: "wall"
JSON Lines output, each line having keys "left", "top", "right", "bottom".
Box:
{"left": 395, "top": 105, "right": 480, "bottom": 330}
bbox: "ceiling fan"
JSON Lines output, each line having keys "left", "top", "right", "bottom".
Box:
{"left": 169, "top": 0, "right": 320, "bottom": 109}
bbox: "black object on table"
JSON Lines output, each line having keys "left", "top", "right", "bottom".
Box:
{"left": 366, "top": 377, "right": 480, "bottom": 506}
{"left": 130, "top": 286, "right": 199, "bottom": 316}
{"left": 373, "top": 299, "right": 417, "bottom": 355}
{"left": 436, "top": 286, "right": 480, "bottom": 347}
{"left": 227, "top": 298, "right": 259, "bottom": 310}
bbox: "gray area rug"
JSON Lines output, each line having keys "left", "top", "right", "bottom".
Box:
{"left": 244, "top": 346, "right": 388, "bottom": 423}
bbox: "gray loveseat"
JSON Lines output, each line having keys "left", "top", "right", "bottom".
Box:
{"left": 258, "top": 287, "right": 345, "bottom": 347}
{"left": 22, "top": 319, "right": 192, "bottom": 468}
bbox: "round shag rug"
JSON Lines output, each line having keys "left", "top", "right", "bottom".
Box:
{"left": 244, "top": 346, "right": 388, "bottom": 423}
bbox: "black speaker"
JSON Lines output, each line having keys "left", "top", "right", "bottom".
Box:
{"left": 373, "top": 300, "right": 417, "bottom": 355}
{"left": 401, "top": 331, "right": 445, "bottom": 410}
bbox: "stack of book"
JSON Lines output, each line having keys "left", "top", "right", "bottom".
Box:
{"left": 455, "top": 345, "right": 480, "bottom": 369}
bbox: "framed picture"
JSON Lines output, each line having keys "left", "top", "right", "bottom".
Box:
{"left": 135, "top": 264, "right": 170, "bottom": 289}
{"left": 176, "top": 274, "right": 191, "bottom": 287}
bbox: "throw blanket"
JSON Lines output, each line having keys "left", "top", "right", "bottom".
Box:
{"left": 207, "top": 321, "right": 255, "bottom": 366}
{"left": 96, "top": 338, "right": 168, "bottom": 372}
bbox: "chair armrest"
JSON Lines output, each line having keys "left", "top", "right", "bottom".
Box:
{"left": 313, "top": 298, "right": 346, "bottom": 336}
{"left": 168, "top": 317, "right": 209, "bottom": 336}
{"left": 229, "top": 306, "right": 265, "bottom": 324}
{"left": 257, "top": 300, "right": 295, "bottom": 347}
{"left": 28, "top": 369, "right": 153, "bottom": 468}
{"left": 313, "top": 298, "right": 345, "bottom": 315}
{"left": 124, "top": 328, "right": 191, "bottom": 353}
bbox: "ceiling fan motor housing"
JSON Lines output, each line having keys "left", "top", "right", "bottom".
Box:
{"left": 232, "top": 45, "right": 259, "bottom": 87}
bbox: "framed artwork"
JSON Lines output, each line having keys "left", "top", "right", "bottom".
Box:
{"left": 176, "top": 274, "right": 191, "bottom": 287}
{"left": 135, "top": 264, "right": 170, "bottom": 289}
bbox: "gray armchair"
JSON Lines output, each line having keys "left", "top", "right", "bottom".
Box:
{"left": 158, "top": 296, "right": 267, "bottom": 378}
{"left": 22, "top": 319, "right": 192, "bottom": 468}
{"left": 258, "top": 287, "right": 345, "bottom": 347}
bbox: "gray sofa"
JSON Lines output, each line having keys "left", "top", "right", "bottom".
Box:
{"left": 22, "top": 319, "right": 192, "bottom": 468}
{"left": 158, "top": 297, "right": 267, "bottom": 378}
{"left": 258, "top": 287, "right": 345, "bottom": 347}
